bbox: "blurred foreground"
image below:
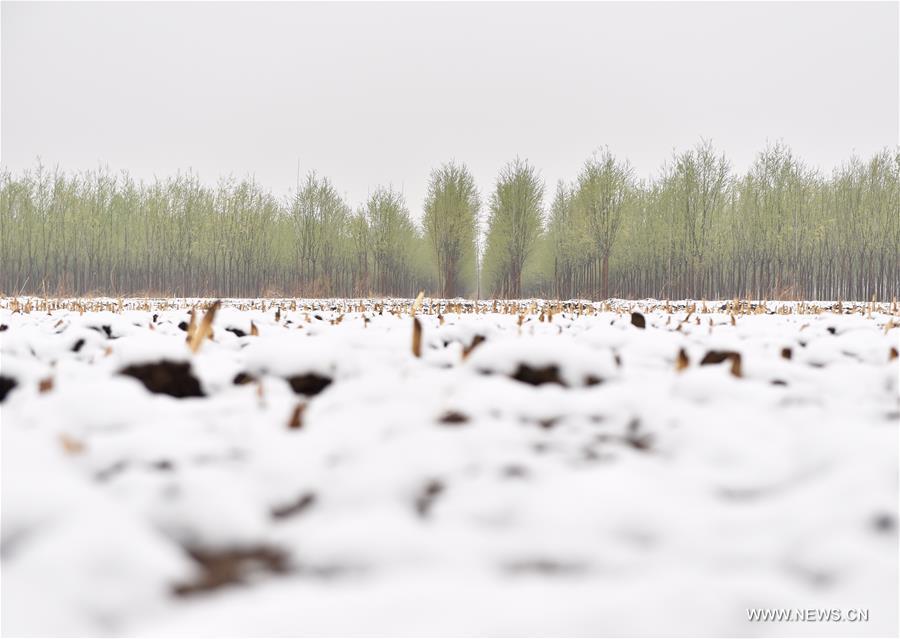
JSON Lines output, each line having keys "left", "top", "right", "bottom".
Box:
{"left": 1, "top": 297, "right": 898, "bottom": 636}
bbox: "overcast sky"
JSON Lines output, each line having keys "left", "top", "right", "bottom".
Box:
{"left": 2, "top": 2, "right": 897, "bottom": 219}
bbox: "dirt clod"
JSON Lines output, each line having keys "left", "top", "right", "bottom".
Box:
{"left": 511, "top": 364, "right": 563, "bottom": 386}
{"left": 286, "top": 373, "right": 332, "bottom": 396}
{"left": 438, "top": 411, "right": 469, "bottom": 425}
{"left": 173, "top": 546, "right": 290, "bottom": 596}
{"left": 233, "top": 372, "right": 256, "bottom": 385}
{"left": 699, "top": 350, "right": 743, "bottom": 378}
{"left": 90, "top": 324, "right": 114, "bottom": 338}
{"left": 120, "top": 360, "right": 204, "bottom": 398}
{"left": 0, "top": 376, "right": 17, "bottom": 402}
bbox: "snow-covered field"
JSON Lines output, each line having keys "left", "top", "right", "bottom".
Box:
{"left": 1, "top": 297, "right": 898, "bottom": 637}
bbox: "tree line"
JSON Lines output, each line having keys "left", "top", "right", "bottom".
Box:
{"left": 1, "top": 142, "right": 897, "bottom": 301}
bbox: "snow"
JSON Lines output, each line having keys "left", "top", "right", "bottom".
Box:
{"left": 1, "top": 298, "right": 898, "bottom": 636}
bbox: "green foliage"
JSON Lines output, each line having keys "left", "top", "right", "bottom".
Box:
{"left": 422, "top": 161, "right": 480, "bottom": 298}
{"left": 0, "top": 166, "right": 434, "bottom": 297}
{"left": 364, "top": 187, "right": 432, "bottom": 296}
{"left": 528, "top": 150, "right": 635, "bottom": 298}
{"left": 528, "top": 143, "right": 898, "bottom": 300}
{"left": 290, "top": 173, "right": 352, "bottom": 293}
{"left": 482, "top": 158, "right": 544, "bottom": 298}
{"left": 574, "top": 148, "right": 634, "bottom": 261}
{"left": 1, "top": 143, "right": 897, "bottom": 300}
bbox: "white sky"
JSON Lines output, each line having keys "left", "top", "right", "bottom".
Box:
{"left": 2, "top": 2, "right": 898, "bottom": 220}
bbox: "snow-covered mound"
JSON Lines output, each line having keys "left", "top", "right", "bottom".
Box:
{"left": 1, "top": 297, "right": 897, "bottom": 637}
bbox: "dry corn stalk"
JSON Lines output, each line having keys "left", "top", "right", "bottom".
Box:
{"left": 675, "top": 348, "right": 689, "bottom": 372}
{"left": 412, "top": 317, "right": 423, "bottom": 358}
{"left": 187, "top": 301, "right": 220, "bottom": 353}
{"left": 729, "top": 354, "right": 743, "bottom": 378}
{"left": 411, "top": 291, "right": 425, "bottom": 315}
{"left": 287, "top": 403, "right": 306, "bottom": 430}
{"left": 185, "top": 308, "right": 198, "bottom": 341}
{"left": 462, "top": 335, "right": 485, "bottom": 360}
{"left": 60, "top": 433, "right": 85, "bottom": 455}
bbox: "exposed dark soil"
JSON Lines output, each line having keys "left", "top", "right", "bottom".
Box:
{"left": 173, "top": 545, "right": 290, "bottom": 596}
{"left": 438, "top": 410, "right": 469, "bottom": 425}
{"left": 286, "top": 373, "right": 332, "bottom": 396}
{"left": 90, "top": 324, "right": 114, "bottom": 338}
{"left": 699, "top": 350, "right": 743, "bottom": 377}
{"left": 233, "top": 372, "right": 256, "bottom": 385}
{"left": 119, "top": 361, "right": 204, "bottom": 398}
{"left": 0, "top": 375, "right": 18, "bottom": 402}
{"left": 511, "top": 364, "right": 563, "bottom": 386}
{"left": 700, "top": 350, "right": 740, "bottom": 365}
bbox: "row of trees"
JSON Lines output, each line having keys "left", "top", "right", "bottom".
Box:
{"left": 1, "top": 143, "right": 897, "bottom": 300}
{"left": 485, "top": 143, "right": 898, "bottom": 301}
{"left": 0, "top": 169, "right": 434, "bottom": 298}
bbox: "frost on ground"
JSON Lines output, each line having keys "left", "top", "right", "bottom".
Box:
{"left": 1, "top": 297, "right": 898, "bottom": 637}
